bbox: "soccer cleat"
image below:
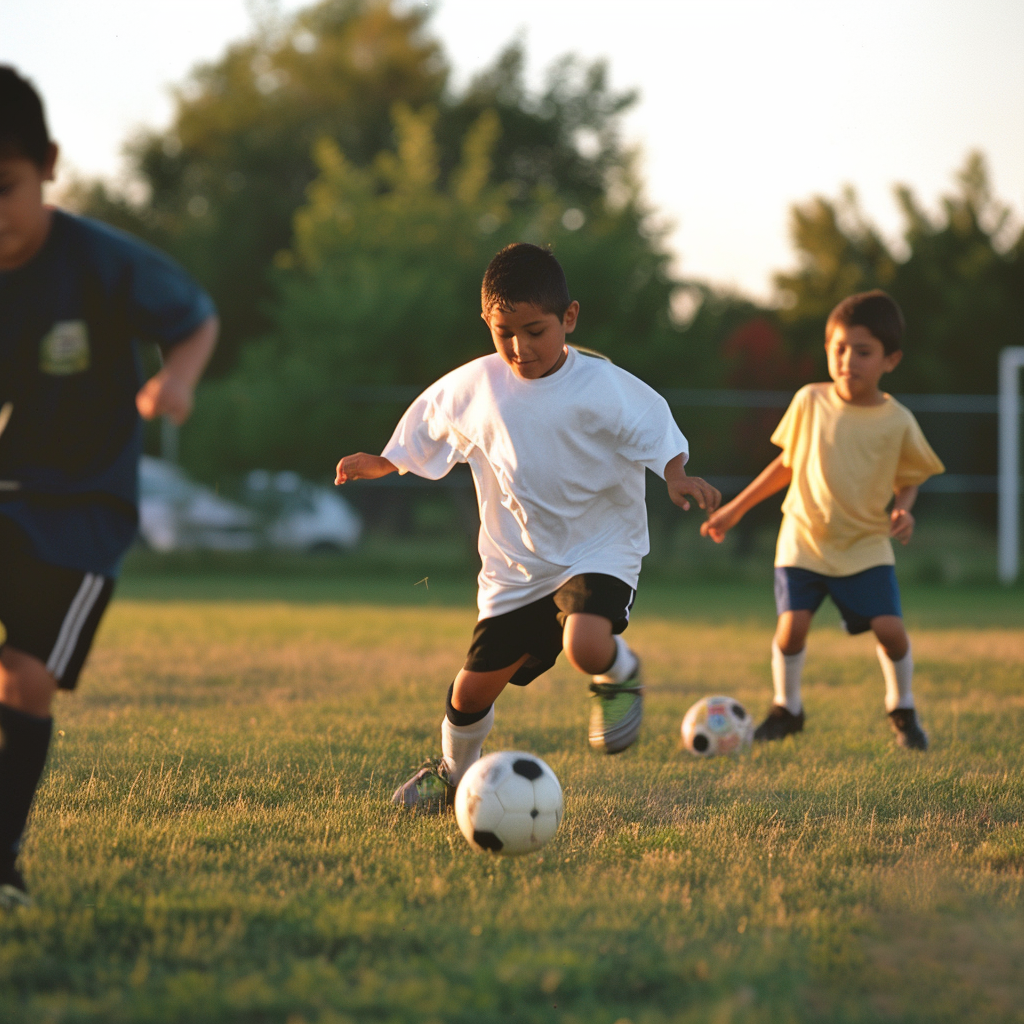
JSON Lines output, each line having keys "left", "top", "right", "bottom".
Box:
{"left": 588, "top": 661, "right": 644, "bottom": 754}
{"left": 753, "top": 704, "right": 805, "bottom": 742}
{"left": 0, "top": 862, "right": 32, "bottom": 910}
{"left": 391, "top": 758, "right": 457, "bottom": 811}
{"left": 888, "top": 707, "right": 928, "bottom": 750}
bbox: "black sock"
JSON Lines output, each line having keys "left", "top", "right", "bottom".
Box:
{"left": 445, "top": 682, "right": 492, "bottom": 726}
{"left": 0, "top": 703, "right": 53, "bottom": 867}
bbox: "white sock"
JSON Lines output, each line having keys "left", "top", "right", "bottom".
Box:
{"left": 771, "top": 640, "right": 805, "bottom": 715}
{"left": 441, "top": 706, "right": 494, "bottom": 785}
{"left": 592, "top": 634, "right": 638, "bottom": 684}
{"left": 877, "top": 643, "right": 914, "bottom": 711}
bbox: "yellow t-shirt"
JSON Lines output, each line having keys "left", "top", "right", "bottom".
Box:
{"left": 771, "top": 383, "right": 945, "bottom": 576}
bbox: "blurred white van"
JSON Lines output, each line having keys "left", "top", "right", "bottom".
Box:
{"left": 242, "top": 469, "right": 362, "bottom": 552}
{"left": 138, "top": 458, "right": 361, "bottom": 553}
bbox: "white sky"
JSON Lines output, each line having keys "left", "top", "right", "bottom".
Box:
{"left": 3, "top": 0, "right": 1023, "bottom": 300}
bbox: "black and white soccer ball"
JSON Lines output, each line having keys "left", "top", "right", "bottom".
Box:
{"left": 681, "top": 695, "right": 754, "bottom": 757}
{"left": 455, "top": 751, "right": 563, "bottom": 855}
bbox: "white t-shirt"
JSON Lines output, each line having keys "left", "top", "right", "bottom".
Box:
{"left": 382, "top": 346, "right": 689, "bottom": 619}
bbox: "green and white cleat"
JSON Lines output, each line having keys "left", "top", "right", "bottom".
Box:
{"left": 391, "top": 758, "right": 457, "bottom": 811}
{"left": 588, "top": 661, "right": 644, "bottom": 754}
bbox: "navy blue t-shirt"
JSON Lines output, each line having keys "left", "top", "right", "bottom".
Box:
{"left": 0, "top": 210, "right": 215, "bottom": 575}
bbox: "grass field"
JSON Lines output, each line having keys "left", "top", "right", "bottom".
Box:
{"left": 2, "top": 553, "right": 1023, "bottom": 1023}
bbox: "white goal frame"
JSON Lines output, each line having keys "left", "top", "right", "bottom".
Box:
{"left": 999, "top": 347, "right": 1024, "bottom": 584}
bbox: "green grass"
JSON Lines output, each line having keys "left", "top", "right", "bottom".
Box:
{"left": 2, "top": 566, "right": 1023, "bottom": 1023}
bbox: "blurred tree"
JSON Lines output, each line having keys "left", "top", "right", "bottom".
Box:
{"left": 75, "top": 0, "right": 446, "bottom": 374}
{"left": 182, "top": 101, "right": 729, "bottom": 479}
{"left": 73, "top": 1, "right": 646, "bottom": 377}
{"left": 774, "top": 152, "right": 1024, "bottom": 394}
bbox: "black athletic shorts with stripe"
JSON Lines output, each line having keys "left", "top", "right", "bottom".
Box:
{"left": 464, "top": 573, "right": 636, "bottom": 687}
{"left": 0, "top": 516, "right": 115, "bottom": 689}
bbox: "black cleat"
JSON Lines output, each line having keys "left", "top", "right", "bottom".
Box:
{"left": 888, "top": 707, "right": 928, "bottom": 751}
{"left": 753, "top": 704, "right": 805, "bottom": 742}
{"left": 0, "top": 862, "right": 32, "bottom": 910}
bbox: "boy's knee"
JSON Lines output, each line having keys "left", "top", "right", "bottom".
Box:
{"left": 775, "top": 611, "right": 811, "bottom": 655}
{"left": 0, "top": 647, "right": 58, "bottom": 716}
{"left": 871, "top": 615, "right": 908, "bottom": 660}
{"left": 562, "top": 613, "right": 615, "bottom": 675}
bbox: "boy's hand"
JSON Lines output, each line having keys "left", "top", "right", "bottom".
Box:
{"left": 700, "top": 502, "right": 743, "bottom": 544}
{"left": 136, "top": 371, "right": 194, "bottom": 425}
{"left": 136, "top": 316, "right": 218, "bottom": 426}
{"left": 890, "top": 507, "right": 915, "bottom": 544}
{"left": 667, "top": 474, "right": 721, "bottom": 514}
{"left": 335, "top": 453, "right": 397, "bottom": 484}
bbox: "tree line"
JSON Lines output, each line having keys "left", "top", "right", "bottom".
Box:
{"left": 72, "top": 0, "right": 1024, "bottom": 483}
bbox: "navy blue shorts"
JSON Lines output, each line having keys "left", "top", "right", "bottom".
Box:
{"left": 774, "top": 565, "right": 902, "bottom": 635}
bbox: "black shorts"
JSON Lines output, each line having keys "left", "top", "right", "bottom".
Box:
{"left": 0, "top": 515, "right": 115, "bottom": 690}
{"left": 465, "top": 573, "right": 636, "bottom": 687}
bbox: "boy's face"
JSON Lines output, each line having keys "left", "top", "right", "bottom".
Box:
{"left": 825, "top": 323, "right": 902, "bottom": 404}
{"left": 0, "top": 146, "right": 57, "bottom": 271}
{"left": 482, "top": 300, "right": 580, "bottom": 380}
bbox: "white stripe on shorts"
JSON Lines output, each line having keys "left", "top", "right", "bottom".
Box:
{"left": 46, "top": 573, "right": 104, "bottom": 680}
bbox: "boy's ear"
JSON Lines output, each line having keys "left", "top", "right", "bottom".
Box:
{"left": 563, "top": 300, "right": 580, "bottom": 334}
{"left": 883, "top": 349, "right": 903, "bottom": 373}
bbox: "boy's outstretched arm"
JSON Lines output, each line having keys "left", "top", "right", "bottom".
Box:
{"left": 890, "top": 485, "right": 918, "bottom": 545}
{"left": 700, "top": 454, "right": 792, "bottom": 543}
{"left": 136, "top": 316, "right": 219, "bottom": 426}
{"left": 664, "top": 453, "right": 722, "bottom": 513}
{"left": 335, "top": 453, "right": 398, "bottom": 484}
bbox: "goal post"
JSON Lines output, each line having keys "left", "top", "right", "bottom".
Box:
{"left": 998, "top": 347, "right": 1024, "bottom": 584}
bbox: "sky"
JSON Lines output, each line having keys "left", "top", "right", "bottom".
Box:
{"left": 3, "top": 0, "right": 1023, "bottom": 300}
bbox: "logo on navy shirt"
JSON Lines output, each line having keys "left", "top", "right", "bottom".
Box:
{"left": 39, "top": 321, "right": 90, "bottom": 375}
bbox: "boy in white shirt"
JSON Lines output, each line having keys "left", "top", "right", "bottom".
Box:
{"left": 702, "top": 291, "right": 944, "bottom": 749}
{"left": 336, "top": 243, "right": 720, "bottom": 808}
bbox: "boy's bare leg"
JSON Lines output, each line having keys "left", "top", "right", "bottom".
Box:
{"left": 0, "top": 648, "right": 57, "bottom": 905}
{"left": 871, "top": 615, "right": 909, "bottom": 662}
{"left": 450, "top": 656, "right": 530, "bottom": 714}
{"left": 562, "top": 613, "right": 616, "bottom": 675}
{"left": 774, "top": 610, "right": 812, "bottom": 656}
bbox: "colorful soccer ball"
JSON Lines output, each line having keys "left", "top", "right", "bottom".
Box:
{"left": 455, "top": 751, "right": 563, "bottom": 855}
{"left": 681, "top": 695, "right": 754, "bottom": 756}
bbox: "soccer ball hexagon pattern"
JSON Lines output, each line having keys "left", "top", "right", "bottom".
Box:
{"left": 681, "top": 695, "right": 754, "bottom": 757}
{"left": 455, "top": 751, "right": 563, "bottom": 855}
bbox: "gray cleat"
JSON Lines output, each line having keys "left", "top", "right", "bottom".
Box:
{"left": 391, "top": 758, "right": 457, "bottom": 811}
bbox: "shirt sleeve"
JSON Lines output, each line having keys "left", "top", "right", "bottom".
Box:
{"left": 618, "top": 393, "right": 690, "bottom": 479}
{"left": 894, "top": 413, "right": 945, "bottom": 489}
{"left": 770, "top": 387, "right": 808, "bottom": 468}
{"left": 122, "top": 241, "right": 217, "bottom": 349}
{"left": 381, "top": 390, "right": 470, "bottom": 480}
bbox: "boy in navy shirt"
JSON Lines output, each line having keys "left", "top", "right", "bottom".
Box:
{"left": 0, "top": 67, "right": 218, "bottom": 906}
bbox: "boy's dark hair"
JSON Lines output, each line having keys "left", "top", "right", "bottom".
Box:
{"left": 0, "top": 66, "right": 51, "bottom": 166}
{"left": 482, "top": 243, "right": 571, "bottom": 317}
{"left": 825, "top": 290, "right": 905, "bottom": 354}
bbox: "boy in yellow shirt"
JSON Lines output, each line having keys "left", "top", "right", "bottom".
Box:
{"left": 701, "top": 290, "right": 944, "bottom": 749}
